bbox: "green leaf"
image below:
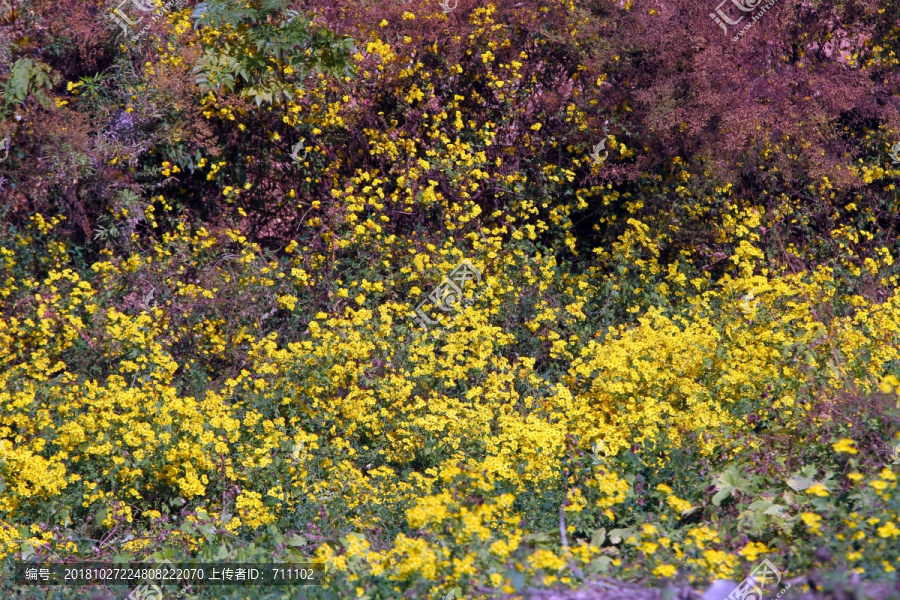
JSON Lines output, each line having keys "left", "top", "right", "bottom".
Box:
{"left": 590, "top": 527, "right": 606, "bottom": 548}
{"left": 190, "top": 0, "right": 354, "bottom": 106}
{"left": 712, "top": 486, "right": 733, "bottom": 507}
{"left": 214, "top": 543, "right": 230, "bottom": 560}
{"left": 588, "top": 556, "right": 612, "bottom": 574}
{"left": 785, "top": 476, "right": 814, "bottom": 492}
{"left": 20, "top": 542, "right": 35, "bottom": 561}
{"left": 505, "top": 568, "right": 526, "bottom": 592}
{"left": 607, "top": 527, "right": 632, "bottom": 544}
{"left": 747, "top": 499, "right": 773, "bottom": 510}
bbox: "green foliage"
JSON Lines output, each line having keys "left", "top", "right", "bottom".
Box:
{"left": 191, "top": 0, "right": 356, "bottom": 106}
{"left": 2, "top": 58, "right": 59, "bottom": 114}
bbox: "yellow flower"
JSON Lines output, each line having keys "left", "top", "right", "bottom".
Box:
{"left": 528, "top": 548, "right": 566, "bottom": 571}
{"left": 653, "top": 564, "right": 677, "bottom": 578}
{"left": 667, "top": 495, "right": 693, "bottom": 513}
{"left": 877, "top": 522, "right": 900, "bottom": 538}
{"left": 879, "top": 374, "right": 899, "bottom": 393}
{"left": 832, "top": 438, "right": 858, "bottom": 454}
{"left": 801, "top": 512, "right": 822, "bottom": 535}
{"left": 847, "top": 472, "right": 864, "bottom": 483}
{"left": 641, "top": 541, "right": 659, "bottom": 555}
{"left": 738, "top": 541, "right": 770, "bottom": 562}
{"left": 805, "top": 483, "right": 830, "bottom": 497}
{"left": 277, "top": 295, "right": 298, "bottom": 311}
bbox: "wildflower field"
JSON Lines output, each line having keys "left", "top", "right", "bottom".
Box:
{"left": 1, "top": 0, "right": 900, "bottom": 598}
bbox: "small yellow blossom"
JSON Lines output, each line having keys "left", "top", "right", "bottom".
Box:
{"left": 832, "top": 438, "right": 858, "bottom": 454}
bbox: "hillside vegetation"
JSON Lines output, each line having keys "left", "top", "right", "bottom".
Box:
{"left": 1, "top": 0, "right": 900, "bottom": 598}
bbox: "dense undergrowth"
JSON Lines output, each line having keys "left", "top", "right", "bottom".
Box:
{"left": 1, "top": 0, "right": 900, "bottom": 598}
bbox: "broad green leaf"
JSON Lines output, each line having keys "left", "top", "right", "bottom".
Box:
{"left": 785, "top": 475, "right": 814, "bottom": 492}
